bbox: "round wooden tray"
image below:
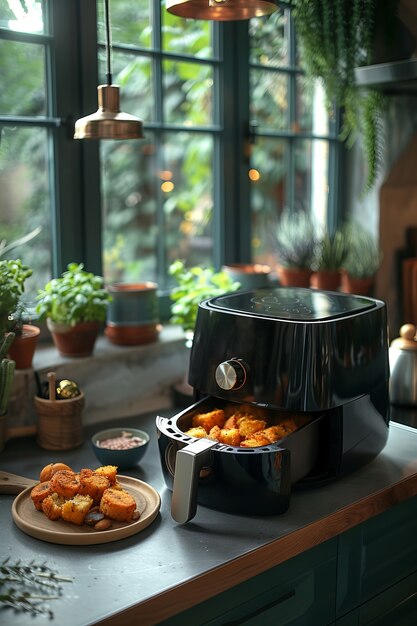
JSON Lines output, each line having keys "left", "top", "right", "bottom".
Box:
{"left": 12, "top": 475, "right": 161, "bottom": 545}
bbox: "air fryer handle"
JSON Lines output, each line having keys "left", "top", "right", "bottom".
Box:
{"left": 171, "top": 438, "right": 217, "bottom": 524}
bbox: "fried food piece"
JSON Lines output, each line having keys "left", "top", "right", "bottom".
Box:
{"left": 192, "top": 409, "right": 225, "bottom": 433}
{"left": 223, "top": 415, "right": 238, "bottom": 429}
{"left": 39, "top": 462, "right": 73, "bottom": 483}
{"left": 208, "top": 425, "right": 221, "bottom": 441}
{"left": 31, "top": 481, "right": 53, "bottom": 511}
{"left": 95, "top": 465, "right": 118, "bottom": 485}
{"left": 259, "top": 425, "right": 288, "bottom": 443}
{"left": 49, "top": 470, "right": 80, "bottom": 498}
{"left": 185, "top": 426, "right": 209, "bottom": 439}
{"left": 237, "top": 417, "right": 267, "bottom": 437}
{"left": 218, "top": 428, "right": 242, "bottom": 447}
{"left": 79, "top": 473, "right": 111, "bottom": 504}
{"left": 61, "top": 494, "right": 93, "bottom": 525}
{"left": 224, "top": 403, "right": 269, "bottom": 421}
{"left": 240, "top": 434, "right": 271, "bottom": 447}
{"left": 99, "top": 487, "right": 136, "bottom": 522}
{"left": 41, "top": 492, "right": 66, "bottom": 521}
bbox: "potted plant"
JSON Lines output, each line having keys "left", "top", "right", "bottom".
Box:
{"left": 292, "top": 0, "right": 406, "bottom": 192}
{"left": 310, "top": 229, "right": 349, "bottom": 291}
{"left": 340, "top": 222, "right": 382, "bottom": 295}
{"left": 36, "top": 263, "right": 111, "bottom": 357}
{"left": 0, "top": 259, "right": 33, "bottom": 337}
{"left": 275, "top": 208, "right": 316, "bottom": 287}
{"left": 6, "top": 303, "right": 40, "bottom": 370}
{"left": 169, "top": 260, "right": 240, "bottom": 403}
{"left": 0, "top": 332, "right": 16, "bottom": 451}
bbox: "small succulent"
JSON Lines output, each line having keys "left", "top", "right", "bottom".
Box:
{"left": 276, "top": 208, "right": 316, "bottom": 270}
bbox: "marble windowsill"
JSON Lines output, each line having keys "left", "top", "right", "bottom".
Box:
{"left": 6, "top": 325, "right": 189, "bottom": 437}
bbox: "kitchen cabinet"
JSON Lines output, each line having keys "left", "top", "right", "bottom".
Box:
{"left": 159, "top": 496, "right": 417, "bottom": 626}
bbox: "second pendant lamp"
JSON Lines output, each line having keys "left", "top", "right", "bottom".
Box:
{"left": 74, "top": 0, "right": 144, "bottom": 140}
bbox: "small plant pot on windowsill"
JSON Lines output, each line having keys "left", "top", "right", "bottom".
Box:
{"left": 8, "top": 324, "right": 40, "bottom": 369}
{"left": 222, "top": 264, "right": 271, "bottom": 290}
{"left": 105, "top": 282, "right": 159, "bottom": 346}
{"left": 47, "top": 319, "right": 100, "bottom": 357}
{"left": 277, "top": 265, "right": 312, "bottom": 288}
{"left": 310, "top": 270, "right": 341, "bottom": 292}
{"left": 340, "top": 272, "right": 375, "bottom": 296}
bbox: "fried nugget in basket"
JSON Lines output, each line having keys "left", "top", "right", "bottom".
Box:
{"left": 240, "top": 434, "right": 271, "bottom": 447}
{"left": 237, "top": 417, "right": 267, "bottom": 438}
{"left": 99, "top": 487, "right": 136, "bottom": 522}
{"left": 185, "top": 426, "right": 209, "bottom": 439}
{"left": 192, "top": 409, "right": 225, "bottom": 433}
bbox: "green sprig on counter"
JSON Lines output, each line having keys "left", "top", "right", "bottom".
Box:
{"left": 0, "top": 558, "right": 72, "bottom": 619}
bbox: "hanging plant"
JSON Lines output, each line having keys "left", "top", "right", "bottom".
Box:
{"left": 292, "top": 0, "right": 400, "bottom": 192}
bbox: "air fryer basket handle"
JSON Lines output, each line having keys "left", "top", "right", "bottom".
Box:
{"left": 171, "top": 438, "right": 217, "bottom": 524}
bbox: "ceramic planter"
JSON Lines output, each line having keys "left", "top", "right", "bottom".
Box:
{"left": 47, "top": 319, "right": 100, "bottom": 357}
{"left": 277, "top": 265, "right": 312, "bottom": 288}
{"left": 310, "top": 270, "right": 341, "bottom": 292}
{"left": 340, "top": 272, "right": 375, "bottom": 296}
{"left": 222, "top": 264, "right": 271, "bottom": 290}
{"left": 8, "top": 324, "right": 40, "bottom": 369}
{"left": 105, "top": 282, "right": 159, "bottom": 346}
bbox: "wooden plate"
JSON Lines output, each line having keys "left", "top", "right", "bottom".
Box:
{"left": 11, "top": 476, "right": 161, "bottom": 545}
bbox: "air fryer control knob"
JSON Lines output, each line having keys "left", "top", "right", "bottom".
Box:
{"left": 215, "top": 359, "right": 247, "bottom": 391}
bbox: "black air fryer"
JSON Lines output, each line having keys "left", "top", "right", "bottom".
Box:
{"left": 157, "top": 287, "right": 389, "bottom": 523}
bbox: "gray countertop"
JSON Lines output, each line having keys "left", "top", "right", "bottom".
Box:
{"left": 1, "top": 411, "right": 417, "bottom": 626}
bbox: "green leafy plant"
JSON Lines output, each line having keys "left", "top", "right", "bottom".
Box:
{"left": 169, "top": 260, "right": 241, "bottom": 334}
{"left": 0, "top": 259, "right": 33, "bottom": 337}
{"left": 342, "top": 221, "right": 381, "bottom": 278}
{"left": 276, "top": 208, "right": 316, "bottom": 270}
{"left": 292, "top": 0, "right": 399, "bottom": 192}
{"left": 0, "top": 333, "right": 16, "bottom": 416}
{"left": 314, "top": 229, "right": 350, "bottom": 271}
{"left": 36, "top": 263, "right": 111, "bottom": 326}
{"left": 0, "top": 557, "right": 72, "bottom": 618}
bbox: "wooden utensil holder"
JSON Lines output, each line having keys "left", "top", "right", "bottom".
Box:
{"left": 34, "top": 392, "right": 85, "bottom": 450}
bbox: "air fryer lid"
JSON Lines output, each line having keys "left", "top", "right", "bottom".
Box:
{"left": 207, "top": 287, "right": 376, "bottom": 321}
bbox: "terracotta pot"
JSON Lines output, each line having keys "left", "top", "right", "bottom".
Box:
{"left": 47, "top": 319, "right": 100, "bottom": 357}
{"left": 222, "top": 264, "right": 271, "bottom": 290}
{"left": 106, "top": 282, "right": 159, "bottom": 346}
{"left": 34, "top": 392, "right": 85, "bottom": 450}
{"left": 310, "top": 270, "right": 341, "bottom": 292}
{"left": 277, "top": 266, "right": 312, "bottom": 288}
{"left": 340, "top": 272, "right": 374, "bottom": 296}
{"left": 8, "top": 324, "right": 40, "bottom": 369}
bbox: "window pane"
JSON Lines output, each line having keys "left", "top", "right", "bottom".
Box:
{"left": 97, "top": 0, "right": 151, "bottom": 48}
{"left": 296, "top": 76, "right": 329, "bottom": 135}
{"left": 0, "top": 126, "right": 51, "bottom": 299}
{"left": 99, "top": 49, "right": 154, "bottom": 121}
{"left": 250, "top": 137, "right": 288, "bottom": 268}
{"left": 163, "top": 60, "right": 213, "bottom": 126}
{"left": 0, "top": 40, "right": 46, "bottom": 116}
{"left": 295, "top": 139, "right": 329, "bottom": 231}
{"left": 250, "top": 68, "right": 288, "bottom": 130}
{"left": 0, "top": 0, "right": 44, "bottom": 33}
{"left": 163, "top": 131, "right": 213, "bottom": 270}
{"left": 162, "top": 5, "right": 213, "bottom": 59}
{"left": 101, "top": 136, "right": 158, "bottom": 284}
{"left": 250, "top": 10, "right": 288, "bottom": 68}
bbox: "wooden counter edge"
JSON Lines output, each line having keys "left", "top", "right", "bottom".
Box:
{"left": 99, "top": 473, "right": 417, "bottom": 626}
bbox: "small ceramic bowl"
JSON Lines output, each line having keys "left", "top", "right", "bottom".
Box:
{"left": 91, "top": 427, "right": 150, "bottom": 470}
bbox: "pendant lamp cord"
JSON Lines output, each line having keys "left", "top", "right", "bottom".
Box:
{"left": 104, "top": 0, "right": 112, "bottom": 85}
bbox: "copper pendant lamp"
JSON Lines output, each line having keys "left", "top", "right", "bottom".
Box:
{"left": 166, "top": 0, "right": 278, "bottom": 21}
{"left": 74, "top": 0, "right": 144, "bottom": 140}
